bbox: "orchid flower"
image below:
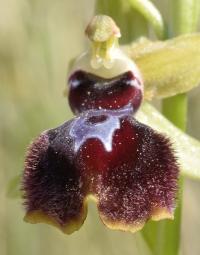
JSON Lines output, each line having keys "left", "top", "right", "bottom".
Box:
{"left": 22, "top": 15, "right": 182, "bottom": 234}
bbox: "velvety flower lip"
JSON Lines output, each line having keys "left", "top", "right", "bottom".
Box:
{"left": 22, "top": 108, "right": 179, "bottom": 234}
{"left": 68, "top": 70, "right": 143, "bottom": 114}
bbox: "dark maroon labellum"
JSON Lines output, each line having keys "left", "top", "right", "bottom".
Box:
{"left": 68, "top": 70, "right": 143, "bottom": 114}
{"left": 22, "top": 108, "right": 178, "bottom": 234}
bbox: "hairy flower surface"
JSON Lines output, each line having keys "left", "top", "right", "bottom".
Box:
{"left": 23, "top": 108, "right": 178, "bottom": 234}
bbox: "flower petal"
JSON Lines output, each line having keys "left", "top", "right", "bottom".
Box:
{"left": 124, "top": 34, "right": 200, "bottom": 99}
{"left": 22, "top": 108, "right": 179, "bottom": 234}
{"left": 22, "top": 128, "right": 87, "bottom": 234}
{"left": 92, "top": 117, "right": 178, "bottom": 233}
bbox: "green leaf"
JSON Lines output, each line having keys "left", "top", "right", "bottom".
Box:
{"left": 124, "top": 33, "right": 200, "bottom": 99}
{"left": 137, "top": 102, "right": 200, "bottom": 180}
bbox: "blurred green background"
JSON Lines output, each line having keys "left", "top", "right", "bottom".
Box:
{"left": 0, "top": 0, "right": 200, "bottom": 254}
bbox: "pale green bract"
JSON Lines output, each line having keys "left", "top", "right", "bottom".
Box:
{"left": 137, "top": 103, "right": 200, "bottom": 180}
{"left": 124, "top": 34, "right": 200, "bottom": 99}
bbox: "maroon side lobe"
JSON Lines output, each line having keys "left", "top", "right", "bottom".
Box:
{"left": 68, "top": 70, "right": 143, "bottom": 114}
{"left": 22, "top": 108, "right": 179, "bottom": 233}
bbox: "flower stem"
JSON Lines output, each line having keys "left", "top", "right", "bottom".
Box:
{"left": 162, "top": 94, "right": 187, "bottom": 254}
{"left": 162, "top": 94, "right": 187, "bottom": 130}
{"left": 168, "top": 0, "right": 200, "bottom": 36}
{"left": 162, "top": 1, "right": 200, "bottom": 254}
